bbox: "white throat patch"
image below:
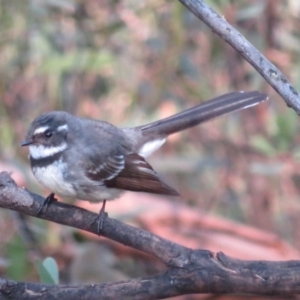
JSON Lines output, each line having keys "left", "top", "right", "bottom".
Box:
{"left": 29, "top": 143, "right": 67, "bottom": 159}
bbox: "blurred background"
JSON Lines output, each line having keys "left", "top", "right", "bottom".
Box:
{"left": 1, "top": 0, "right": 300, "bottom": 298}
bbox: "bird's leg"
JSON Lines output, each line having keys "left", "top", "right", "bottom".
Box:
{"left": 94, "top": 200, "right": 108, "bottom": 233}
{"left": 37, "top": 193, "right": 57, "bottom": 215}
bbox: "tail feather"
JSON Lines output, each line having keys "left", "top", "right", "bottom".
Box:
{"left": 139, "top": 91, "right": 267, "bottom": 136}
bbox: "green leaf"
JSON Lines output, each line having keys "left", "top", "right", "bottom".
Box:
{"left": 40, "top": 50, "right": 114, "bottom": 74}
{"left": 275, "top": 110, "right": 298, "bottom": 151}
{"left": 37, "top": 257, "right": 59, "bottom": 284}
{"left": 250, "top": 135, "right": 277, "bottom": 156}
{"left": 5, "top": 236, "right": 29, "bottom": 281}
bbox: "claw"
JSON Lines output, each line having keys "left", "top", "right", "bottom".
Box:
{"left": 94, "top": 200, "right": 108, "bottom": 234}
{"left": 37, "top": 193, "right": 57, "bottom": 215}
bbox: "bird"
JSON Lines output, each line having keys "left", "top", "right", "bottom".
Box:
{"left": 21, "top": 91, "right": 268, "bottom": 231}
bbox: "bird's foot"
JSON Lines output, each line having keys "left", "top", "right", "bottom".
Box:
{"left": 37, "top": 193, "right": 57, "bottom": 215}
{"left": 94, "top": 200, "right": 108, "bottom": 234}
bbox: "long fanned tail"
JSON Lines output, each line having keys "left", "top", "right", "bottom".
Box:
{"left": 138, "top": 91, "right": 267, "bottom": 136}
{"left": 114, "top": 91, "right": 268, "bottom": 196}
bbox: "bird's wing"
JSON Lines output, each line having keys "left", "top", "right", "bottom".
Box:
{"left": 85, "top": 152, "right": 179, "bottom": 196}
{"left": 78, "top": 119, "right": 178, "bottom": 196}
{"left": 104, "top": 153, "right": 179, "bottom": 196}
{"left": 86, "top": 154, "right": 125, "bottom": 182}
{"left": 78, "top": 119, "right": 129, "bottom": 182}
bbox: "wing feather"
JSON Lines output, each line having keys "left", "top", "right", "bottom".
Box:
{"left": 86, "top": 154, "right": 125, "bottom": 182}
{"left": 105, "top": 153, "right": 179, "bottom": 196}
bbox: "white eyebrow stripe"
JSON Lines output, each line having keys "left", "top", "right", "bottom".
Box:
{"left": 29, "top": 143, "right": 67, "bottom": 159}
{"left": 33, "top": 126, "right": 49, "bottom": 135}
{"left": 57, "top": 124, "right": 68, "bottom": 131}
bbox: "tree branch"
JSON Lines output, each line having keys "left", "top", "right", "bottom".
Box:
{"left": 0, "top": 172, "right": 190, "bottom": 268}
{"left": 1, "top": 171, "right": 300, "bottom": 299}
{"left": 178, "top": 0, "right": 300, "bottom": 114}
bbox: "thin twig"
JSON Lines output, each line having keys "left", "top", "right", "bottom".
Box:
{"left": 178, "top": 0, "right": 300, "bottom": 113}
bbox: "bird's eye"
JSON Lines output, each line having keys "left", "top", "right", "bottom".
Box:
{"left": 44, "top": 130, "right": 53, "bottom": 138}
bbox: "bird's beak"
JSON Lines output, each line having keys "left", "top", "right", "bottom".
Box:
{"left": 21, "top": 140, "right": 33, "bottom": 147}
